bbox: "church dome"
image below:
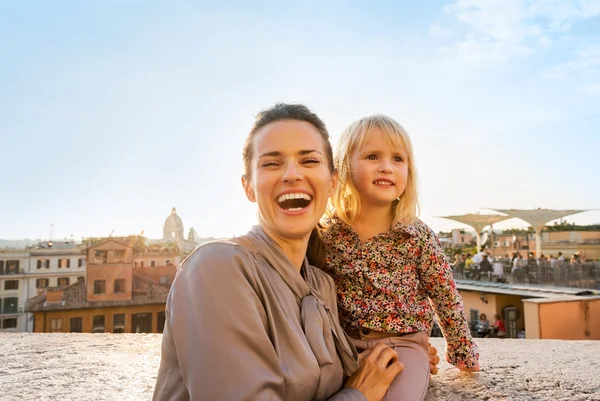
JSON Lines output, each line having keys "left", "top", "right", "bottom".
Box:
{"left": 164, "top": 207, "right": 183, "bottom": 230}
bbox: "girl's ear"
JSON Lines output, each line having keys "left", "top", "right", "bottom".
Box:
{"left": 241, "top": 175, "right": 256, "bottom": 202}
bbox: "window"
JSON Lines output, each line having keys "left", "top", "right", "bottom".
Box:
{"left": 112, "top": 250, "right": 125, "bottom": 262}
{"left": 469, "top": 309, "right": 480, "bottom": 331}
{"left": 6, "top": 260, "right": 19, "bottom": 274}
{"left": 36, "top": 278, "right": 49, "bottom": 289}
{"left": 132, "top": 313, "right": 152, "bottom": 333}
{"left": 78, "top": 258, "right": 85, "bottom": 267}
{"left": 166, "top": 260, "right": 171, "bottom": 265}
{"left": 50, "top": 318, "right": 63, "bottom": 333}
{"left": 4, "top": 280, "right": 19, "bottom": 290}
{"left": 114, "top": 279, "right": 126, "bottom": 293}
{"left": 113, "top": 314, "right": 125, "bottom": 333}
{"left": 140, "top": 261, "right": 144, "bottom": 268}
{"left": 134, "top": 261, "right": 138, "bottom": 267}
{"left": 94, "top": 250, "right": 107, "bottom": 264}
{"left": 70, "top": 317, "right": 83, "bottom": 333}
{"left": 77, "top": 276, "right": 84, "bottom": 282}
{"left": 2, "top": 297, "right": 18, "bottom": 313}
{"left": 150, "top": 260, "right": 156, "bottom": 267}
{"left": 37, "top": 259, "right": 50, "bottom": 269}
{"left": 92, "top": 315, "right": 105, "bottom": 333}
{"left": 93, "top": 280, "right": 106, "bottom": 294}
{"left": 58, "top": 258, "right": 70, "bottom": 268}
{"left": 157, "top": 311, "right": 166, "bottom": 334}
{"left": 0, "top": 260, "right": 4, "bottom": 274}
{"left": 2, "top": 318, "right": 17, "bottom": 329}
{"left": 57, "top": 277, "right": 70, "bottom": 287}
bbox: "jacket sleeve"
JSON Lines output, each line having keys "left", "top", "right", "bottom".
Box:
{"left": 153, "top": 243, "right": 285, "bottom": 401}
{"left": 417, "top": 227, "right": 480, "bottom": 370}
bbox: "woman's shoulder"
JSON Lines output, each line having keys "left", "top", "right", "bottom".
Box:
{"left": 180, "top": 239, "right": 259, "bottom": 279}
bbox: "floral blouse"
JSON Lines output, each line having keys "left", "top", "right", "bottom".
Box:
{"left": 321, "top": 216, "right": 479, "bottom": 369}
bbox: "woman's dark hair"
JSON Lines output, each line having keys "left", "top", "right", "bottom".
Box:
{"left": 242, "top": 103, "right": 334, "bottom": 270}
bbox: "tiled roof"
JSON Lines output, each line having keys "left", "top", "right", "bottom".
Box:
{"left": 25, "top": 275, "right": 170, "bottom": 312}
{"left": 456, "top": 279, "right": 599, "bottom": 298}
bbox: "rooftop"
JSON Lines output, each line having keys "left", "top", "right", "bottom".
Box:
{"left": 25, "top": 276, "right": 170, "bottom": 312}
{"left": 456, "top": 279, "right": 600, "bottom": 298}
{"left": 0, "top": 335, "right": 598, "bottom": 400}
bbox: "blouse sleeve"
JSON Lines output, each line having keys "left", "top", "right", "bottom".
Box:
{"left": 416, "top": 227, "right": 480, "bottom": 370}
{"left": 153, "top": 243, "right": 285, "bottom": 400}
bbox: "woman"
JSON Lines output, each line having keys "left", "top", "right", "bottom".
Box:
{"left": 476, "top": 314, "right": 491, "bottom": 338}
{"left": 153, "top": 104, "right": 414, "bottom": 401}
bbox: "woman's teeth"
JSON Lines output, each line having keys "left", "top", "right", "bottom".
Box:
{"left": 374, "top": 181, "right": 392, "bottom": 186}
{"left": 276, "top": 192, "right": 313, "bottom": 210}
{"left": 277, "top": 193, "right": 312, "bottom": 203}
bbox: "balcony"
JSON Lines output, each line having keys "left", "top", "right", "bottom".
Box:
{"left": 0, "top": 307, "right": 23, "bottom": 315}
{"left": 0, "top": 268, "right": 26, "bottom": 276}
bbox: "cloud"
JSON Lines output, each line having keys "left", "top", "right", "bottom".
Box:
{"left": 576, "top": 81, "right": 600, "bottom": 95}
{"left": 542, "top": 42, "right": 600, "bottom": 79}
{"left": 429, "top": 24, "right": 452, "bottom": 37}
{"left": 439, "top": 0, "right": 600, "bottom": 64}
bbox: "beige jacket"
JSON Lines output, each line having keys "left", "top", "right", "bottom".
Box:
{"left": 153, "top": 226, "right": 364, "bottom": 401}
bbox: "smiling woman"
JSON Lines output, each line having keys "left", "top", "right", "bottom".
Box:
{"left": 152, "top": 104, "right": 405, "bottom": 401}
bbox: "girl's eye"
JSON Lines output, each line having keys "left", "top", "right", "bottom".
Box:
{"left": 366, "top": 154, "right": 378, "bottom": 160}
{"left": 393, "top": 156, "right": 404, "bottom": 162}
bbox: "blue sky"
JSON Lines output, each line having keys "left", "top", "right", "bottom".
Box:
{"left": 1, "top": 0, "right": 599, "bottom": 240}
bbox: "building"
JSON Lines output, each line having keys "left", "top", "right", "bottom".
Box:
{"left": 25, "top": 238, "right": 179, "bottom": 333}
{"left": 486, "top": 230, "right": 600, "bottom": 260}
{"left": 161, "top": 207, "right": 201, "bottom": 254}
{"left": 0, "top": 250, "right": 29, "bottom": 332}
{"left": 0, "top": 241, "right": 85, "bottom": 332}
{"left": 457, "top": 279, "right": 600, "bottom": 340}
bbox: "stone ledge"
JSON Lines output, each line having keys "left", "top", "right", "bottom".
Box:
{"left": 0, "top": 334, "right": 598, "bottom": 400}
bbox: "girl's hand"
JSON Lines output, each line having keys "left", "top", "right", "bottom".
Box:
{"left": 345, "top": 342, "right": 404, "bottom": 401}
{"left": 459, "top": 363, "right": 481, "bottom": 372}
{"left": 428, "top": 343, "right": 440, "bottom": 375}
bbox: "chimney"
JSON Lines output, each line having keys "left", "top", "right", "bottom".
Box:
{"left": 46, "top": 289, "right": 64, "bottom": 303}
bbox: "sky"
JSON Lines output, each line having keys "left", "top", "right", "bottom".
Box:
{"left": 1, "top": 0, "right": 599, "bottom": 241}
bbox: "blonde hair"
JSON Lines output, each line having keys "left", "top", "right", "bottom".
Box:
{"left": 330, "top": 114, "right": 419, "bottom": 226}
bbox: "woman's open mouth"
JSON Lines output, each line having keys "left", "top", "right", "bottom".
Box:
{"left": 276, "top": 192, "right": 313, "bottom": 212}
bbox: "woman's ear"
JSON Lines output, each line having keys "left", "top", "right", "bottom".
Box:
{"left": 241, "top": 175, "right": 256, "bottom": 202}
{"left": 328, "top": 169, "right": 338, "bottom": 197}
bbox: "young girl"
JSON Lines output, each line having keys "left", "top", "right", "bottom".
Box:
{"left": 320, "top": 115, "right": 480, "bottom": 400}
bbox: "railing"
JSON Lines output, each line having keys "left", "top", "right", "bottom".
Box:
{"left": 0, "top": 307, "right": 24, "bottom": 315}
{"left": 0, "top": 268, "right": 26, "bottom": 276}
{"left": 453, "top": 261, "right": 600, "bottom": 291}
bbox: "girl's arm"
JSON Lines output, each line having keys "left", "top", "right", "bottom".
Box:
{"left": 416, "top": 227, "right": 480, "bottom": 371}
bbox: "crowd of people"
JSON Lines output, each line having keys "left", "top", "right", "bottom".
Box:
{"left": 451, "top": 247, "right": 593, "bottom": 285}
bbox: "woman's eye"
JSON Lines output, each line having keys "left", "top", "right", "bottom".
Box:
{"left": 366, "top": 154, "right": 378, "bottom": 160}
{"left": 303, "top": 158, "right": 320, "bottom": 164}
{"left": 262, "top": 161, "right": 279, "bottom": 167}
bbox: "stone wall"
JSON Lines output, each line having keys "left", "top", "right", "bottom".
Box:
{"left": 0, "top": 334, "right": 599, "bottom": 400}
